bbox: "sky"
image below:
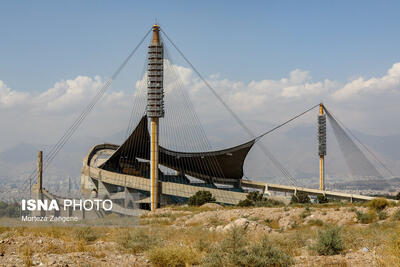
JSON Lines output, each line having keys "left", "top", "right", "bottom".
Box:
{"left": 1, "top": 0, "right": 400, "bottom": 152}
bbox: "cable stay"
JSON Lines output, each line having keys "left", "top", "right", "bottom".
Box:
{"left": 255, "top": 104, "right": 320, "bottom": 141}
{"left": 21, "top": 28, "right": 153, "bottom": 194}
{"left": 160, "top": 28, "right": 303, "bottom": 187}
{"left": 324, "top": 106, "right": 395, "bottom": 181}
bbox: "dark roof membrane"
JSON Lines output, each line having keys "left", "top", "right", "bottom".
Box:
{"left": 100, "top": 116, "right": 255, "bottom": 181}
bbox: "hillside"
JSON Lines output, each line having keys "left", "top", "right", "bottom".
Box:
{"left": 0, "top": 201, "right": 399, "bottom": 266}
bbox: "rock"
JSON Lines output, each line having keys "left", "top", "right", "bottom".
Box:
{"left": 200, "top": 203, "right": 222, "bottom": 209}
{"left": 362, "top": 247, "right": 369, "bottom": 252}
{"left": 223, "top": 218, "right": 250, "bottom": 232}
{"left": 209, "top": 226, "right": 215, "bottom": 232}
{"left": 38, "top": 239, "right": 43, "bottom": 244}
{"left": 215, "top": 225, "right": 224, "bottom": 232}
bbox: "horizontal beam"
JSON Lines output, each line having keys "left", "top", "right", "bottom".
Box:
{"left": 241, "top": 180, "right": 377, "bottom": 201}
{"left": 82, "top": 165, "right": 247, "bottom": 205}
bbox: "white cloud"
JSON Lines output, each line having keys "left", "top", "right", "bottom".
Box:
{"left": 0, "top": 61, "right": 400, "bottom": 151}
{"left": 0, "top": 80, "right": 29, "bottom": 107}
{"left": 333, "top": 63, "right": 400, "bottom": 100}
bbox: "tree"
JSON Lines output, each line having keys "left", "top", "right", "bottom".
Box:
{"left": 188, "top": 191, "right": 216, "bottom": 206}
{"left": 317, "top": 195, "right": 329, "bottom": 204}
{"left": 290, "top": 192, "right": 310, "bottom": 204}
{"left": 237, "top": 191, "right": 283, "bottom": 207}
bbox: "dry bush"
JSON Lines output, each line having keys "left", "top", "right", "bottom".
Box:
{"left": 140, "top": 217, "right": 173, "bottom": 225}
{"left": 263, "top": 218, "right": 280, "bottom": 229}
{"left": 0, "top": 227, "right": 9, "bottom": 235}
{"left": 378, "top": 210, "right": 388, "bottom": 220}
{"left": 392, "top": 209, "right": 400, "bottom": 221}
{"left": 269, "top": 230, "right": 310, "bottom": 256}
{"left": 202, "top": 228, "right": 293, "bottom": 267}
{"left": 308, "top": 219, "right": 324, "bottom": 227}
{"left": 356, "top": 210, "right": 377, "bottom": 224}
{"left": 0, "top": 243, "right": 5, "bottom": 255}
{"left": 367, "top": 198, "right": 389, "bottom": 211}
{"left": 19, "top": 244, "right": 33, "bottom": 267}
{"left": 74, "top": 227, "right": 99, "bottom": 243}
{"left": 148, "top": 246, "right": 199, "bottom": 267}
{"left": 377, "top": 229, "right": 400, "bottom": 266}
{"left": 116, "top": 229, "right": 160, "bottom": 253}
{"left": 341, "top": 222, "right": 397, "bottom": 251}
{"left": 312, "top": 226, "right": 344, "bottom": 255}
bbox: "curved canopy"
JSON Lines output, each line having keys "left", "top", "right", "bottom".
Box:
{"left": 100, "top": 116, "right": 255, "bottom": 181}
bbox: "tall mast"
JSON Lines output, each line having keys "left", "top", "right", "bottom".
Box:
{"left": 318, "top": 103, "right": 327, "bottom": 191}
{"left": 147, "top": 24, "right": 164, "bottom": 210}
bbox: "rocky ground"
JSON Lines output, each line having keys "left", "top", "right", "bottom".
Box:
{"left": 0, "top": 202, "right": 399, "bottom": 266}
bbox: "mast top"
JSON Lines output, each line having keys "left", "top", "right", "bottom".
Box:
{"left": 152, "top": 24, "right": 160, "bottom": 45}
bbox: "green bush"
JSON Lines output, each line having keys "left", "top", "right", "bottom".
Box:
{"left": 313, "top": 226, "right": 344, "bottom": 255}
{"left": 0, "top": 202, "right": 22, "bottom": 218}
{"left": 237, "top": 198, "right": 254, "bottom": 207}
{"left": 317, "top": 195, "right": 329, "bottom": 204}
{"left": 188, "top": 191, "right": 216, "bottom": 206}
{"left": 290, "top": 192, "right": 310, "bottom": 204}
{"left": 238, "top": 191, "right": 283, "bottom": 207}
{"left": 367, "top": 198, "right": 389, "bottom": 211}
{"left": 242, "top": 236, "right": 294, "bottom": 267}
{"left": 117, "top": 230, "right": 159, "bottom": 253}
{"left": 395, "top": 192, "right": 400, "bottom": 200}
{"left": 356, "top": 211, "right": 376, "bottom": 224}
{"left": 202, "top": 228, "right": 293, "bottom": 267}
{"left": 74, "top": 227, "right": 98, "bottom": 243}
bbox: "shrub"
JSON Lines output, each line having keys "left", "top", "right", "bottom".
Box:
{"left": 392, "top": 209, "right": 400, "bottom": 221}
{"left": 300, "top": 209, "right": 311, "bottom": 219}
{"left": 313, "top": 226, "right": 344, "bottom": 255}
{"left": 290, "top": 192, "right": 310, "bottom": 204}
{"left": 238, "top": 191, "right": 283, "bottom": 207}
{"left": 237, "top": 198, "right": 254, "bottom": 207}
{"left": 317, "top": 195, "right": 329, "bottom": 204}
{"left": 356, "top": 211, "right": 376, "bottom": 224}
{"left": 148, "top": 246, "right": 198, "bottom": 267}
{"left": 202, "top": 228, "right": 293, "bottom": 267}
{"left": 246, "top": 191, "right": 264, "bottom": 202}
{"left": 242, "top": 236, "right": 294, "bottom": 267}
{"left": 396, "top": 192, "right": 400, "bottom": 200}
{"left": 0, "top": 202, "right": 22, "bottom": 218}
{"left": 367, "top": 198, "right": 389, "bottom": 211}
{"left": 378, "top": 210, "right": 388, "bottom": 220}
{"left": 202, "top": 227, "right": 247, "bottom": 267}
{"left": 188, "top": 191, "right": 216, "bottom": 206}
{"left": 19, "top": 244, "right": 33, "bottom": 267}
{"left": 74, "top": 227, "right": 98, "bottom": 243}
{"left": 117, "top": 230, "right": 159, "bottom": 253}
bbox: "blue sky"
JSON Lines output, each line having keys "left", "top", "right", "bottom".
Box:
{"left": 0, "top": 1, "right": 400, "bottom": 180}
{"left": 1, "top": 0, "right": 400, "bottom": 93}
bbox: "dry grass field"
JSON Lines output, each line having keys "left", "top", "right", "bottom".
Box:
{"left": 0, "top": 199, "right": 399, "bottom": 266}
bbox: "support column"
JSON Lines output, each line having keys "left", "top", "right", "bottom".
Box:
{"left": 147, "top": 24, "right": 164, "bottom": 211}
{"left": 318, "top": 103, "right": 327, "bottom": 191}
{"left": 32, "top": 151, "right": 45, "bottom": 217}
{"left": 37, "top": 151, "right": 43, "bottom": 192}
{"left": 150, "top": 118, "right": 159, "bottom": 210}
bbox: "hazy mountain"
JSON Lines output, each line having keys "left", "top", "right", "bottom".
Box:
{"left": 0, "top": 121, "right": 398, "bottom": 190}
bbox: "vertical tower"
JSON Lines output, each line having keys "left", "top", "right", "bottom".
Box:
{"left": 37, "top": 150, "right": 43, "bottom": 193}
{"left": 318, "top": 103, "right": 327, "bottom": 190}
{"left": 147, "top": 24, "right": 164, "bottom": 210}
